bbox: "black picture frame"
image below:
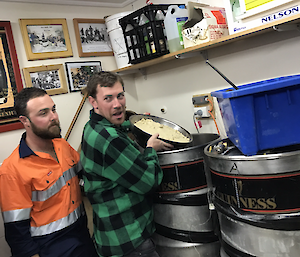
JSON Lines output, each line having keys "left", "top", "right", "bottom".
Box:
{"left": 65, "top": 61, "right": 102, "bottom": 92}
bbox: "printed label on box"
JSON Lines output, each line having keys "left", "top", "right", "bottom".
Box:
{"left": 182, "top": 7, "right": 229, "bottom": 48}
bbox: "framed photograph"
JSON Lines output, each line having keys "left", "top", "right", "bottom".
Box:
{"left": 19, "top": 18, "right": 73, "bottom": 60}
{"left": 23, "top": 64, "right": 68, "bottom": 96}
{"left": 73, "top": 18, "right": 113, "bottom": 57}
{"left": 0, "top": 21, "right": 24, "bottom": 133}
{"left": 65, "top": 61, "right": 102, "bottom": 92}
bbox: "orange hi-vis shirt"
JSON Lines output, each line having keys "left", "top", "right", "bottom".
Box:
{"left": 0, "top": 134, "right": 84, "bottom": 237}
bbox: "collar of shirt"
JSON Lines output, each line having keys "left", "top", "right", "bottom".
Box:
{"left": 19, "top": 132, "right": 37, "bottom": 159}
{"left": 90, "top": 109, "right": 131, "bottom": 133}
{"left": 18, "top": 133, "right": 60, "bottom": 159}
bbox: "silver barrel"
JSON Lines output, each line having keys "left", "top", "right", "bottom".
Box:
{"left": 204, "top": 138, "right": 300, "bottom": 257}
{"left": 153, "top": 133, "right": 221, "bottom": 257}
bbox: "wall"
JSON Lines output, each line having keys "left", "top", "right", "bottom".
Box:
{"left": 129, "top": 29, "right": 300, "bottom": 137}
{"left": 1, "top": 0, "right": 298, "bottom": 175}
{"left": 124, "top": 0, "right": 300, "bottom": 139}
{"left": 0, "top": 1, "right": 140, "bottom": 163}
{"left": 0, "top": 2, "right": 133, "bottom": 255}
{"left": 1, "top": 0, "right": 300, "bottom": 255}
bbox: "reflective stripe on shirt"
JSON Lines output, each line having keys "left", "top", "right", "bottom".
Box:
{"left": 31, "top": 164, "right": 79, "bottom": 202}
{"left": 2, "top": 207, "right": 31, "bottom": 223}
{"left": 76, "top": 161, "right": 82, "bottom": 174}
{"left": 30, "top": 203, "right": 85, "bottom": 237}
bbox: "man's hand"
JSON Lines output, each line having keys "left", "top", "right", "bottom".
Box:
{"left": 146, "top": 133, "right": 174, "bottom": 152}
{"left": 31, "top": 254, "right": 40, "bottom": 257}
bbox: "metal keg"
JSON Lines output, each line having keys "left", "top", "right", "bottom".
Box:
{"left": 153, "top": 133, "right": 221, "bottom": 257}
{"left": 204, "top": 138, "right": 300, "bottom": 257}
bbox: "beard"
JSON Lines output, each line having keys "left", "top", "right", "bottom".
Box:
{"left": 30, "top": 120, "right": 61, "bottom": 139}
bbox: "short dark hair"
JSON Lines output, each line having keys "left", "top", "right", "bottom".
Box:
{"left": 14, "top": 87, "right": 47, "bottom": 117}
{"left": 86, "top": 71, "right": 124, "bottom": 98}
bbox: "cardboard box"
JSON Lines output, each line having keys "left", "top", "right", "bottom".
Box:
{"left": 224, "top": 0, "right": 300, "bottom": 35}
{"left": 182, "top": 2, "right": 229, "bottom": 48}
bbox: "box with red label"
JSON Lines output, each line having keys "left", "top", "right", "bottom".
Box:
{"left": 182, "top": 2, "right": 229, "bottom": 48}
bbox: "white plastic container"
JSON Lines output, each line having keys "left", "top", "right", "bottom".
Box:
{"left": 164, "top": 5, "right": 188, "bottom": 53}
{"left": 105, "top": 11, "right": 132, "bottom": 69}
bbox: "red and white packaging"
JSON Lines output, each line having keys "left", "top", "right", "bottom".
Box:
{"left": 182, "top": 5, "right": 229, "bottom": 48}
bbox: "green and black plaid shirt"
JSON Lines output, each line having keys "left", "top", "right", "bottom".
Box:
{"left": 80, "top": 110, "right": 163, "bottom": 257}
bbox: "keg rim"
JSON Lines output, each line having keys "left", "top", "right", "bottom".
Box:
{"left": 204, "top": 139, "right": 300, "bottom": 161}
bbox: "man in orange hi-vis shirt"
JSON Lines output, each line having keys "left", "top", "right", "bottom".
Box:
{"left": 0, "top": 87, "right": 97, "bottom": 257}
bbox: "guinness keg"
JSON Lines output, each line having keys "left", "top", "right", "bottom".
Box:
{"left": 153, "top": 133, "right": 221, "bottom": 257}
{"left": 204, "top": 138, "right": 300, "bottom": 257}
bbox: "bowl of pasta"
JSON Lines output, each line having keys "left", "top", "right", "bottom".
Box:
{"left": 129, "top": 114, "right": 193, "bottom": 149}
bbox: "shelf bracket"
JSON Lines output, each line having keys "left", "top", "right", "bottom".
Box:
{"left": 138, "top": 68, "right": 147, "bottom": 80}
{"left": 174, "top": 50, "right": 208, "bottom": 61}
{"left": 200, "top": 50, "right": 208, "bottom": 61}
{"left": 175, "top": 51, "right": 202, "bottom": 59}
{"left": 273, "top": 23, "right": 300, "bottom": 33}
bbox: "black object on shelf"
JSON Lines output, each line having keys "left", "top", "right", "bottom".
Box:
{"left": 119, "top": 5, "right": 171, "bottom": 65}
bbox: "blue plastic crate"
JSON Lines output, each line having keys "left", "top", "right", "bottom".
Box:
{"left": 211, "top": 75, "right": 300, "bottom": 156}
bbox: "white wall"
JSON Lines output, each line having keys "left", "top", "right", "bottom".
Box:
{"left": 0, "top": 1, "right": 141, "bottom": 162}
{"left": 0, "top": 2, "right": 141, "bottom": 255}
{"left": 1, "top": 1, "right": 300, "bottom": 256}
{"left": 130, "top": 29, "right": 300, "bottom": 137}
{"left": 127, "top": 0, "right": 300, "bottom": 140}
{"left": 1, "top": 0, "right": 300, "bottom": 161}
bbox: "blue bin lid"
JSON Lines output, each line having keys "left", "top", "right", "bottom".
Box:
{"left": 211, "top": 74, "right": 300, "bottom": 99}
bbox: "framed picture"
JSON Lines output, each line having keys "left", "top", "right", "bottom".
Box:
{"left": 73, "top": 18, "right": 113, "bottom": 57}
{"left": 19, "top": 18, "right": 73, "bottom": 60}
{"left": 0, "top": 21, "right": 24, "bottom": 133}
{"left": 23, "top": 64, "right": 68, "bottom": 96}
{"left": 65, "top": 61, "right": 102, "bottom": 92}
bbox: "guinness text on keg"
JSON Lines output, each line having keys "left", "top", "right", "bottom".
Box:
{"left": 216, "top": 191, "right": 277, "bottom": 210}
{"left": 160, "top": 182, "right": 179, "bottom": 192}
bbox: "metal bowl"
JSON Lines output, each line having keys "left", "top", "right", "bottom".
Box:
{"left": 129, "top": 114, "right": 193, "bottom": 149}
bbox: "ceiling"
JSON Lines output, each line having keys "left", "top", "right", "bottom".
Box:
{"left": 0, "top": 0, "right": 136, "bottom": 8}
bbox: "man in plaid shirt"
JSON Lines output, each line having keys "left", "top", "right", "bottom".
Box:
{"left": 80, "top": 71, "right": 173, "bottom": 257}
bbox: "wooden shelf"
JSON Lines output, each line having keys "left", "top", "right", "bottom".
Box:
{"left": 113, "top": 13, "right": 300, "bottom": 75}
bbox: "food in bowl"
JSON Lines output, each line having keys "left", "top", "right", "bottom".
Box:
{"left": 134, "top": 118, "right": 190, "bottom": 143}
